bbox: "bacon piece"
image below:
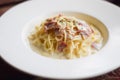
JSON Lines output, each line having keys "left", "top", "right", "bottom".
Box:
{"left": 45, "top": 22, "right": 57, "bottom": 30}
{"left": 44, "top": 21, "right": 61, "bottom": 34}
{"left": 91, "top": 42, "right": 100, "bottom": 50}
{"left": 80, "top": 31, "right": 89, "bottom": 36}
{"left": 76, "top": 30, "right": 89, "bottom": 36}
{"left": 54, "top": 28, "right": 61, "bottom": 36}
{"left": 76, "top": 22, "right": 94, "bottom": 39}
{"left": 44, "top": 20, "right": 64, "bottom": 37}
{"left": 76, "top": 24, "right": 94, "bottom": 39}
{"left": 73, "top": 26, "right": 78, "bottom": 31}
{"left": 57, "top": 41, "right": 67, "bottom": 52}
{"left": 91, "top": 28, "right": 94, "bottom": 33}
{"left": 58, "top": 14, "right": 62, "bottom": 17}
{"left": 78, "top": 22, "right": 83, "bottom": 26}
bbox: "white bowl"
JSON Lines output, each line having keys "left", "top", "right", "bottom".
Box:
{"left": 0, "top": 0, "right": 120, "bottom": 79}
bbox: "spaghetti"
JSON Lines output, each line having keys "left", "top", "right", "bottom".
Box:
{"left": 28, "top": 14, "right": 103, "bottom": 59}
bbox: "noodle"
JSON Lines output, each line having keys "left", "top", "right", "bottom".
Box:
{"left": 28, "top": 14, "right": 103, "bottom": 59}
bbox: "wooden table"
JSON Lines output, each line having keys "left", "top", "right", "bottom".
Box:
{"left": 0, "top": 0, "right": 120, "bottom": 80}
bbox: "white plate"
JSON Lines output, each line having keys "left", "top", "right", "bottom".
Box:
{"left": 0, "top": 0, "right": 120, "bottom": 79}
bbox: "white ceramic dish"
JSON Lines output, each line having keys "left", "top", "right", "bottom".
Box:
{"left": 0, "top": 0, "right": 120, "bottom": 79}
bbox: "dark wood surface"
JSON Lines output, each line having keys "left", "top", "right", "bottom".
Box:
{"left": 0, "top": 0, "right": 120, "bottom": 80}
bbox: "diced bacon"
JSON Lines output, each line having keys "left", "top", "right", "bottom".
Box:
{"left": 73, "top": 26, "right": 79, "bottom": 31}
{"left": 81, "top": 31, "right": 89, "bottom": 36}
{"left": 91, "top": 42, "right": 100, "bottom": 50}
{"left": 76, "top": 30, "right": 89, "bottom": 36}
{"left": 46, "top": 18, "right": 52, "bottom": 22}
{"left": 58, "top": 14, "right": 63, "bottom": 17}
{"left": 58, "top": 41, "right": 67, "bottom": 52}
{"left": 54, "top": 28, "right": 62, "bottom": 36}
{"left": 75, "top": 24, "right": 94, "bottom": 39}
{"left": 91, "top": 28, "right": 94, "bottom": 33}
{"left": 78, "top": 22, "right": 83, "bottom": 26}
{"left": 45, "top": 22, "right": 57, "bottom": 30}
{"left": 44, "top": 19, "right": 65, "bottom": 36}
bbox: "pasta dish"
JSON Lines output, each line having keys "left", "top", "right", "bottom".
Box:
{"left": 28, "top": 14, "right": 103, "bottom": 59}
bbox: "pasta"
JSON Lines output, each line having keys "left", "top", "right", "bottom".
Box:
{"left": 28, "top": 14, "right": 103, "bottom": 59}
